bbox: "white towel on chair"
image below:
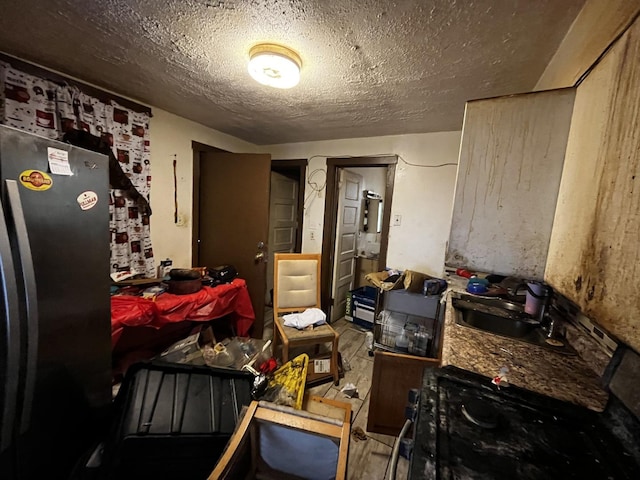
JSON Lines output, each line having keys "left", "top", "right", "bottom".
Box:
{"left": 283, "top": 308, "right": 327, "bottom": 329}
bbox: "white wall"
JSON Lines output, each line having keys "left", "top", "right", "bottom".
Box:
{"left": 149, "top": 108, "right": 257, "bottom": 268}
{"left": 265, "top": 131, "right": 462, "bottom": 277}
{"left": 352, "top": 166, "right": 387, "bottom": 197}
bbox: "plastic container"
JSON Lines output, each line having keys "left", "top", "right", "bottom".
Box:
{"left": 104, "top": 362, "right": 253, "bottom": 480}
{"left": 423, "top": 278, "right": 447, "bottom": 296}
{"left": 525, "top": 282, "right": 548, "bottom": 316}
{"left": 466, "top": 278, "right": 489, "bottom": 294}
{"left": 412, "top": 328, "right": 431, "bottom": 357}
{"left": 384, "top": 289, "right": 440, "bottom": 318}
{"left": 406, "top": 324, "right": 418, "bottom": 353}
{"left": 395, "top": 329, "right": 410, "bottom": 351}
{"left": 347, "top": 286, "right": 377, "bottom": 328}
{"left": 365, "top": 331, "right": 374, "bottom": 350}
{"left": 456, "top": 268, "right": 474, "bottom": 278}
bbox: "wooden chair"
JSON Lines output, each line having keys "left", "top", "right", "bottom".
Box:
{"left": 209, "top": 398, "right": 351, "bottom": 479}
{"left": 272, "top": 253, "right": 340, "bottom": 386}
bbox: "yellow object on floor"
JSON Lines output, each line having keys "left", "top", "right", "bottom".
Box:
{"left": 268, "top": 353, "right": 309, "bottom": 409}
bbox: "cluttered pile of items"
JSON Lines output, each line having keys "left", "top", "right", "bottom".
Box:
{"left": 100, "top": 255, "right": 351, "bottom": 479}
{"left": 93, "top": 320, "right": 349, "bottom": 480}
{"left": 344, "top": 268, "right": 447, "bottom": 359}
{"left": 110, "top": 262, "right": 239, "bottom": 298}
{"left": 109, "top": 264, "right": 257, "bottom": 381}
{"left": 156, "top": 323, "right": 310, "bottom": 409}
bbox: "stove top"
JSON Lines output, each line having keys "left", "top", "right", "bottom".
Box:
{"left": 410, "top": 366, "right": 640, "bottom": 479}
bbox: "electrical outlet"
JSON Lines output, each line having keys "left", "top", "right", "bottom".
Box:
{"left": 393, "top": 214, "right": 402, "bottom": 226}
{"left": 310, "top": 231, "right": 316, "bottom": 240}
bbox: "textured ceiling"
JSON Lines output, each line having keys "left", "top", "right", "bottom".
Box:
{"left": 0, "top": 0, "right": 585, "bottom": 144}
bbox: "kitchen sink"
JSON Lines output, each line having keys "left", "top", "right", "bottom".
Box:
{"left": 452, "top": 293, "right": 576, "bottom": 355}
{"left": 458, "top": 309, "right": 540, "bottom": 338}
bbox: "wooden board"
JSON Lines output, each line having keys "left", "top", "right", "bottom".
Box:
{"left": 545, "top": 16, "right": 640, "bottom": 351}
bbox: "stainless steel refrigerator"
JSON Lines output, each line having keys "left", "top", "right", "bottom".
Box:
{"left": 0, "top": 125, "right": 112, "bottom": 480}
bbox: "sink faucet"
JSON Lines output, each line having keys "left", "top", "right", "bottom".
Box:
{"left": 537, "top": 291, "right": 553, "bottom": 335}
{"left": 542, "top": 305, "right": 567, "bottom": 339}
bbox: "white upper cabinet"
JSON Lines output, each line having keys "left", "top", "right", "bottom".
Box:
{"left": 447, "top": 88, "right": 576, "bottom": 280}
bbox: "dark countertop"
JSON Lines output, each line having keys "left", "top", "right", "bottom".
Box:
{"left": 440, "top": 278, "right": 609, "bottom": 412}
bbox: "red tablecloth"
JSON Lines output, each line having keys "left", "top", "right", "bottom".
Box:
{"left": 110, "top": 278, "right": 255, "bottom": 347}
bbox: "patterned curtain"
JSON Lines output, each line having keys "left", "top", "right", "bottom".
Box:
{"left": 0, "top": 62, "right": 155, "bottom": 277}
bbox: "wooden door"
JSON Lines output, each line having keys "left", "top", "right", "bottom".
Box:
{"left": 367, "top": 351, "right": 440, "bottom": 436}
{"left": 266, "top": 171, "right": 299, "bottom": 304}
{"left": 198, "top": 152, "right": 271, "bottom": 338}
{"left": 331, "top": 169, "right": 362, "bottom": 322}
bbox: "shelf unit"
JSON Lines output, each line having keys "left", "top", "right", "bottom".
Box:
{"left": 367, "top": 288, "right": 445, "bottom": 436}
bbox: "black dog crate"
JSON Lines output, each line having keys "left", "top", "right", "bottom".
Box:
{"left": 104, "top": 362, "right": 253, "bottom": 480}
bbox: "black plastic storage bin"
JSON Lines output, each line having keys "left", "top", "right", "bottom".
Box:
{"left": 103, "top": 362, "right": 253, "bottom": 480}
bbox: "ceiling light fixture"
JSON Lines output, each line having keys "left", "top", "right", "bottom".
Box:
{"left": 248, "top": 43, "right": 302, "bottom": 89}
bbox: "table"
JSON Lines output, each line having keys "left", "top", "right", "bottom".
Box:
{"left": 110, "top": 278, "right": 255, "bottom": 347}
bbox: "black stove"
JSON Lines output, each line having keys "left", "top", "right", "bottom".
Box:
{"left": 409, "top": 365, "right": 640, "bottom": 479}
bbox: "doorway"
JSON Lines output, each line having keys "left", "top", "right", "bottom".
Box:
{"left": 192, "top": 141, "right": 272, "bottom": 339}
{"left": 266, "top": 160, "right": 306, "bottom": 304}
{"left": 321, "top": 156, "right": 397, "bottom": 321}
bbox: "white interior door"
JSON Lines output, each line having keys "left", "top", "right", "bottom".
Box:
{"left": 331, "top": 169, "right": 362, "bottom": 322}
{"left": 266, "top": 171, "right": 299, "bottom": 303}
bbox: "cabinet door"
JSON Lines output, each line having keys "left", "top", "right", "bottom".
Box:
{"left": 446, "top": 89, "right": 575, "bottom": 280}
{"left": 367, "top": 351, "right": 439, "bottom": 436}
{"left": 545, "top": 17, "right": 640, "bottom": 351}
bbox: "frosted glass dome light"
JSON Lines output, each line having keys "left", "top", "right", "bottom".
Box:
{"left": 248, "top": 44, "right": 301, "bottom": 89}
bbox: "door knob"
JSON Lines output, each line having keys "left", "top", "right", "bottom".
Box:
{"left": 254, "top": 251, "right": 266, "bottom": 263}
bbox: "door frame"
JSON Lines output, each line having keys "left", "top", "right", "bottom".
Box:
{"left": 271, "top": 159, "right": 307, "bottom": 253}
{"left": 321, "top": 156, "right": 397, "bottom": 317}
{"left": 191, "top": 141, "right": 228, "bottom": 265}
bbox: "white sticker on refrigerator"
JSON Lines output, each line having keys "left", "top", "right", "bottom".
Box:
{"left": 77, "top": 191, "right": 98, "bottom": 211}
{"left": 47, "top": 147, "right": 73, "bottom": 176}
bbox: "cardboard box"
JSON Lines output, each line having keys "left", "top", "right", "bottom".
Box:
{"left": 346, "top": 286, "right": 376, "bottom": 329}
{"left": 353, "top": 304, "right": 375, "bottom": 329}
{"left": 158, "top": 325, "right": 216, "bottom": 365}
{"left": 364, "top": 271, "right": 405, "bottom": 290}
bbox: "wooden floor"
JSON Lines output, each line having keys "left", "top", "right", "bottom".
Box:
{"left": 263, "top": 310, "right": 410, "bottom": 480}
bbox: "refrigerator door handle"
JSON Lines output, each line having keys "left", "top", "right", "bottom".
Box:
{"left": 6, "top": 180, "right": 39, "bottom": 434}
{"left": 0, "top": 192, "right": 21, "bottom": 453}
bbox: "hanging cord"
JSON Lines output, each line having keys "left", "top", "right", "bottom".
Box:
{"left": 303, "top": 166, "right": 327, "bottom": 207}
{"left": 388, "top": 418, "right": 413, "bottom": 479}
{"left": 396, "top": 154, "right": 458, "bottom": 168}
{"left": 301, "top": 153, "right": 457, "bottom": 208}
{"left": 173, "top": 154, "right": 178, "bottom": 224}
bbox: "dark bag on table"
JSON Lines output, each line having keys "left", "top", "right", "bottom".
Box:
{"left": 210, "top": 265, "right": 238, "bottom": 284}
